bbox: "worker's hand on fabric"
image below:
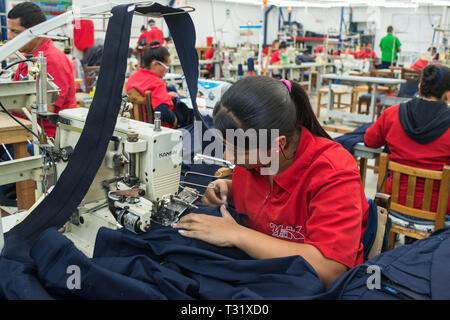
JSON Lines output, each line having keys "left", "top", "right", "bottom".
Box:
{"left": 168, "top": 91, "right": 178, "bottom": 99}
{"left": 172, "top": 205, "right": 242, "bottom": 247}
{"left": 202, "top": 179, "right": 230, "bottom": 206}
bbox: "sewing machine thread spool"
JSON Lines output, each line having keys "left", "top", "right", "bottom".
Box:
{"left": 126, "top": 132, "right": 139, "bottom": 186}
{"left": 154, "top": 111, "right": 161, "bottom": 131}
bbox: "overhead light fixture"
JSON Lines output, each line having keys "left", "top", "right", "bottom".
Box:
{"left": 413, "top": 0, "right": 450, "bottom": 5}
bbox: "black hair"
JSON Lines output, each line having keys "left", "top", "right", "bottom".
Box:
{"left": 140, "top": 25, "right": 146, "bottom": 32}
{"left": 7, "top": 2, "right": 46, "bottom": 29}
{"left": 387, "top": 26, "right": 393, "bottom": 33}
{"left": 419, "top": 64, "right": 450, "bottom": 99}
{"left": 148, "top": 19, "right": 155, "bottom": 24}
{"left": 278, "top": 41, "right": 288, "bottom": 50}
{"left": 213, "top": 76, "right": 331, "bottom": 151}
{"left": 143, "top": 41, "right": 170, "bottom": 68}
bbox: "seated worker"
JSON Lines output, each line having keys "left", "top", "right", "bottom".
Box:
{"left": 262, "top": 39, "right": 280, "bottom": 57}
{"left": 136, "top": 25, "right": 148, "bottom": 65}
{"left": 365, "top": 65, "right": 450, "bottom": 215}
{"left": 270, "top": 41, "right": 288, "bottom": 65}
{"left": 7, "top": 2, "right": 76, "bottom": 138}
{"left": 125, "top": 41, "right": 192, "bottom": 128}
{"left": 204, "top": 44, "right": 215, "bottom": 78}
{"left": 173, "top": 76, "right": 369, "bottom": 286}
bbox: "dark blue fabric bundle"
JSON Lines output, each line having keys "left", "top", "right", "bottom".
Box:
{"left": 323, "top": 227, "right": 450, "bottom": 300}
{"left": 334, "top": 123, "right": 373, "bottom": 153}
{"left": 0, "top": 206, "right": 326, "bottom": 300}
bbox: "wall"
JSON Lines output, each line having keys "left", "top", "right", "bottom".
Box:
{"left": 5, "top": 0, "right": 450, "bottom": 59}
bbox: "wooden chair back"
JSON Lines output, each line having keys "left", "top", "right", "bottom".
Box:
{"left": 367, "top": 193, "right": 391, "bottom": 260}
{"left": 126, "top": 88, "right": 154, "bottom": 124}
{"left": 370, "top": 69, "right": 394, "bottom": 79}
{"left": 377, "top": 152, "right": 450, "bottom": 247}
{"left": 83, "top": 64, "right": 100, "bottom": 93}
{"left": 400, "top": 67, "right": 422, "bottom": 82}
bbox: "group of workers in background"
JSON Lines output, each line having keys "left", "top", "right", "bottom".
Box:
{"left": 1, "top": 1, "right": 449, "bottom": 290}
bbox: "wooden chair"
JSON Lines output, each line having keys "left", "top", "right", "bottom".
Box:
{"left": 316, "top": 85, "right": 352, "bottom": 118}
{"left": 126, "top": 88, "right": 154, "bottom": 124}
{"left": 367, "top": 193, "right": 391, "bottom": 260}
{"left": 357, "top": 69, "right": 397, "bottom": 116}
{"left": 377, "top": 153, "right": 450, "bottom": 250}
{"left": 369, "top": 69, "right": 396, "bottom": 94}
{"left": 83, "top": 64, "right": 100, "bottom": 93}
{"left": 400, "top": 67, "right": 422, "bottom": 82}
{"left": 351, "top": 85, "right": 369, "bottom": 111}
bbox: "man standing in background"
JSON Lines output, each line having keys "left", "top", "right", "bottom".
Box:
{"left": 379, "top": 26, "right": 402, "bottom": 69}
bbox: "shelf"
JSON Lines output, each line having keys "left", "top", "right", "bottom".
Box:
{"left": 292, "top": 37, "right": 326, "bottom": 41}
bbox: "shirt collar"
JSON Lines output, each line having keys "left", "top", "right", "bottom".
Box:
{"left": 33, "top": 38, "right": 52, "bottom": 57}
{"left": 139, "top": 68, "right": 159, "bottom": 78}
{"left": 273, "top": 127, "right": 316, "bottom": 194}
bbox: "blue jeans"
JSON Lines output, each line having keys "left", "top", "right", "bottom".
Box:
{"left": 378, "top": 61, "right": 397, "bottom": 69}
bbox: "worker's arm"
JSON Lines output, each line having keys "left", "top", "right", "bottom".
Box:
{"left": 364, "top": 108, "right": 389, "bottom": 148}
{"left": 173, "top": 206, "right": 348, "bottom": 286}
{"left": 10, "top": 104, "right": 56, "bottom": 116}
{"left": 154, "top": 103, "right": 177, "bottom": 127}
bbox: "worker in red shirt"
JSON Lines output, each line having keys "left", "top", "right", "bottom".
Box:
{"left": 204, "top": 44, "right": 215, "bottom": 78}
{"left": 270, "top": 41, "right": 288, "bottom": 65}
{"left": 262, "top": 39, "right": 280, "bottom": 57}
{"left": 7, "top": 2, "right": 76, "bottom": 138}
{"left": 126, "top": 41, "right": 191, "bottom": 128}
{"left": 173, "top": 76, "right": 369, "bottom": 286}
{"left": 146, "top": 19, "right": 164, "bottom": 48}
{"left": 365, "top": 65, "right": 450, "bottom": 216}
{"left": 136, "top": 25, "right": 148, "bottom": 65}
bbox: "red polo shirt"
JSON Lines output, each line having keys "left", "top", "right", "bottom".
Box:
{"left": 205, "top": 48, "right": 214, "bottom": 70}
{"left": 364, "top": 104, "right": 450, "bottom": 214}
{"left": 146, "top": 26, "right": 164, "bottom": 46}
{"left": 125, "top": 68, "right": 174, "bottom": 127}
{"left": 270, "top": 50, "right": 280, "bottom": 64}
{"left": 13, "top": 39, "right": 76, "bottom": 137}
{"left": 232, "top": 127, "right": 369, "bottom": 268}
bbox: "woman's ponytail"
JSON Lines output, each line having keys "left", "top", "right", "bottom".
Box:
{"left": 289, "top": 81, "right": 331, "bottom": 140}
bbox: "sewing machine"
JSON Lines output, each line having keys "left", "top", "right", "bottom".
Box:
{"left": 285, "top": 47, "right": 297, "bottom": 64}
{"left": 197, "top": 79, "right": 232, "bottom": 111}
{"left": 53, "top": 107, "right": 200, "bottom": 256}
{"left": 232, "top": 47, "right": 255, "bottom": 66}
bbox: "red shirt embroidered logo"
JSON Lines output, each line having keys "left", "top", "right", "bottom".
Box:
{"left": 269, "top": 223, "right": 305, "bottom": 241}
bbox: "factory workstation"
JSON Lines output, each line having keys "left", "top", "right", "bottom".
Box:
{"left": 1, "top": 0, "right": 450, "bottom": 304}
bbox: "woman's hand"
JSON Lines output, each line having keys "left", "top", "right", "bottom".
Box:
{"left": 202, "top": 179, "right": 232, "bottom": 207}
{"left": 168, "top": 91, "right": 179, "bottom": 99}
{"left": 172, "top": 205, "right": 242, "bottom": 247}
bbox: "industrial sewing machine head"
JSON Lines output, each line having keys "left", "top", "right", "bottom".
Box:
{"left": 197, "top": 79, "right": 232, "bottom": 110}
{"left": 54, "top": 107, "right": 199, "bottom": 237}
{"left": 285, "top": 47, "right": 297, "bottom": 64}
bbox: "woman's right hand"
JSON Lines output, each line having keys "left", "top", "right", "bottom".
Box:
{"left": 202, "top": 179, "right": 232, "bottom": 207}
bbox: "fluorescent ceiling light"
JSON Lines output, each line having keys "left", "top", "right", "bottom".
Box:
{"left": 223, "top": 0, "right": 448, "bottom": 8}
{"left": 413, "top": 0, "right": 450, "bottom": 5}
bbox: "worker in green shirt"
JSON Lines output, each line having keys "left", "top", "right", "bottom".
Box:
{"left": 379, "top": 26, "right": 401, "bottom": 69}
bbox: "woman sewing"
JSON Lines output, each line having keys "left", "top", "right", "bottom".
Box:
{"left": 126, "top": 40, "right": 192, "bottom": 128}
{"left": 173, "top": 76, "right": 369, "bottom": 286}
{"left": 365, "top": 64, "right": 450, "bottom": 215}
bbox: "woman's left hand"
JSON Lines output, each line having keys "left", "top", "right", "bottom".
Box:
{"left": 172, "top": 205, "right": 242, "bottom": 247}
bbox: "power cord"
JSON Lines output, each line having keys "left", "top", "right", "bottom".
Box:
{"left": 0, "top": 100, "right": 57, "bottom": 191}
